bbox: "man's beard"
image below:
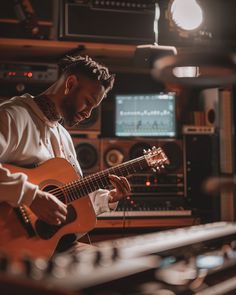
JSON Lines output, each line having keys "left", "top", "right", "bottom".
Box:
{"left": 60, "top": 96, "right": 78, "bottom": 127}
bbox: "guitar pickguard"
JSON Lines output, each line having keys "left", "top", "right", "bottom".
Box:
{"left": 35, "top": 205, "right": 77, "bottom": 240}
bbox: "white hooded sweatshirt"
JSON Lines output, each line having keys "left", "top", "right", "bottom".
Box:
{"left": 0, "top": 94, "right": 115, "bottom": 215}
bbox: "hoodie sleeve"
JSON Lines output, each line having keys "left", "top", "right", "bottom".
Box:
{"left": 0, "top": 108, "right": 18, "bottom": 161}
{"left": 0, "top": 108, "right": 38, "bottom": 207}
{"left": 0, "top": 163, "right": 38, "bottom": 207}
{"left": 89, "top": 189, "right": 118, "bottom": 216}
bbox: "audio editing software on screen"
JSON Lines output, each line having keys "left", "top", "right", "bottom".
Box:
{"left": 115, "top": 93, "right": 176, "bottom": 137}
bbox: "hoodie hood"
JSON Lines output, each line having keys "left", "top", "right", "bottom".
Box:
{"left": 14, "top": 93, "right": 59, "bottom": 128}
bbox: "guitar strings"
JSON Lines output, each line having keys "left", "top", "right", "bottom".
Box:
{"left": 47, "top": 165, "right": 130, "bottom": 203}
{"left": 45, "top": 156, "right": 150, "bottom": 203}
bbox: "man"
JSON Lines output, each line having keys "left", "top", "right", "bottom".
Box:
{"left": 0, "top": 54, "right": 131, "bottom": 253}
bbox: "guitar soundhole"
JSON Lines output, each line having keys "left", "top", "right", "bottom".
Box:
{"left": 43, "top": 185, "right": 66, "bottom": 203}
{"left": 35, "top": 205, "right": 77, "bottom": 240}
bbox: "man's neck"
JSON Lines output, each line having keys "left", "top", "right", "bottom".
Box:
{"left": 34, "top": 94, "right": 61, "bottom": 122}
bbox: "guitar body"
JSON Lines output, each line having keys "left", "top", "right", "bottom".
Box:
{"left": 0, "top": 147, "right": 169, "bottom": 261}
{"left": 0, "top": 158, "right": 96, "bottom": 261}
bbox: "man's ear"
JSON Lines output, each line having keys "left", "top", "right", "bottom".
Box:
{"left": 65, "top": 75, "right": 78, "bottom": 93}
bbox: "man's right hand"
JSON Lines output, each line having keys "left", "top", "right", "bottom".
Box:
{"left": 30, "top": 190, "right": 68, "bottom": 225}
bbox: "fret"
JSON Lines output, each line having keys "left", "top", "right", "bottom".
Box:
{"left": 60, "top": 147, "right": 168, "bottom": 203}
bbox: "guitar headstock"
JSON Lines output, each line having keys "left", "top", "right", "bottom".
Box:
{"left": 144, "top": 146, "right": 170, "bottom": 172}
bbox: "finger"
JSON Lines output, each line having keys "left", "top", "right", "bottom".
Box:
{"left": 108, "top": 174, "right": 120, "bottom": 181}
{"left": 56, "top": 202, "right": 68, "bottom": 215}
{"left": 48, "top": 217, "right": 62, "bottom": 225}
{"left": 46, "top": 209, "right": 65, "bottom": 221}
{"left": 109, "top": 175, "right": 131, "bottom": 195}
{"left": 47, "top": 194, "right": 68, "bottom": 214}
{"left": 54, "top": 211, "right": 67, "bottom": 222}
{"left": 120, "top": 177, "right": 131, "bottom": 192}
{"left": 109, "top": 176, "right": 125, "bottom": 192}
{"left": 109, "top": 174, "right": 127, "bottom": 187}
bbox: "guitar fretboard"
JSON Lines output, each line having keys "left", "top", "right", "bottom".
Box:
{"left": 62, "top": 156, "right": 148, "bottom": 203}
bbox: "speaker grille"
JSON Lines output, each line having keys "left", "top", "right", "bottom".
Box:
{"left": 72, "top": 137, "right": 101, "bottom": 175}
{"left": 75, "top": 143, "right": 98, "bottom": 170}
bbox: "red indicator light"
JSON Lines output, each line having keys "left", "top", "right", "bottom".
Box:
{"left": 27, "top": 72, "right": 33, "bottom": 78}
{"left": 146, "top": 180, "right": 151, "bottom": 186}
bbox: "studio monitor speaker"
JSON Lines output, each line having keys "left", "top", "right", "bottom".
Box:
{"left": 101, "top": 138, "right": 183, "bottom": 174}
{"left": 66, "top": 107, "right": 101, "bottom": 135}
{"left": 58, "top": 0, "right": 155, "bottom": 44}
{"left": 71, "top": 137, "right": 101, "bottom": 175}
{"left": 184, "top": 133, "right": 220, "bottom": 222}
{"left": 199, "top": 88, "right": 220, "bottom": 127}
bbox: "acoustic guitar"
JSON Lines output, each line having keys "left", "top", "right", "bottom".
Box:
{"left": 0, "top": 147, "right": 169, "bottom": 261}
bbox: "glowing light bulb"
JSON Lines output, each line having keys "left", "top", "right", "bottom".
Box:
{"left": 171, "top": 0, "right": 203, "bottom": 31}
{"left": 173, "top": 66, "right": 199, "bottom": 77}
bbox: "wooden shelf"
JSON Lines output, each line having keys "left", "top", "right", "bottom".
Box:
{"left": 0, "top": 38, "right": 138, "bottom": 71}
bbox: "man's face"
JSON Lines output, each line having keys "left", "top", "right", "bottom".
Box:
{"left": 60, "top": 75, "right": 106, "bottom": 127}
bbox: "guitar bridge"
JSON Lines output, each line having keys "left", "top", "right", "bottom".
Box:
{"left": 14, "top": 206, "right": 36, "bottom": 237}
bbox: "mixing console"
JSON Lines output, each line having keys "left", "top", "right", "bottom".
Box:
{"left": 99, "top": 197, "right": 191, "bottom": 218}
{"left": 1, "top": 222, "right": 236, "bottom": 295}
{"left": 128, "top": 172, "right": 184, "bottom": 196}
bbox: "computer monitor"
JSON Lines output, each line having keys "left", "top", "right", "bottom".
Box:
{"left": 115, "top": 93, "right": 176, "bottom": 137}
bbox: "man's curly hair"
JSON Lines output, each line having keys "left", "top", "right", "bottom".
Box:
{"left": 58, "top": 55, "right": 115, "bottom": 94}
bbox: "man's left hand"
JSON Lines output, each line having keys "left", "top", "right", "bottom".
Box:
{"left": 108, "top": 174, "right": 131, "bottom": 203}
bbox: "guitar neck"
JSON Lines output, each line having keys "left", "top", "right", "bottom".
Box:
{"left": 64, "top": 155, "right": 148, "bottom": 202}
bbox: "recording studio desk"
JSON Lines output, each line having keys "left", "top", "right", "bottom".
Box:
{"left": 96, "top": 217, "right": 199, "bottom": 229}
{"left": 84, "top": 217, "right": 200, "bottom": 243}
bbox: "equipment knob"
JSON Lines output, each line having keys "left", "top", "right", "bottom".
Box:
{"left": 93, "top": 250, "right": 102, "bottom": 266}
{"left": 0, "top": 254, "right": 9, "bottom": 272}
{"left": 46, "top": 258, "right": 55, "bottom": 274}
{"left": 22, "top": 256, "right": 34, "bottom": 277}
{"left": 112, "top": 247, "right": 119, "bottom": 261}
